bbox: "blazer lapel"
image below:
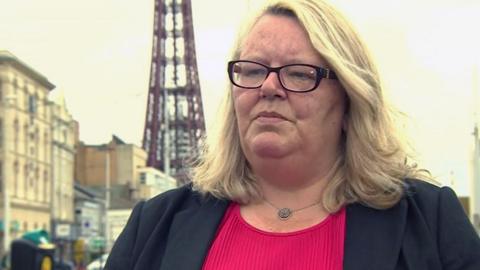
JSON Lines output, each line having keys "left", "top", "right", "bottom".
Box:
{"left": 343, "top": 200, "right": 407, "bottom": 270}
{"left": 159, "top": 197, "right": 230, "bottom": 270}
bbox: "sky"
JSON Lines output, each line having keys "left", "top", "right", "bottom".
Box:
{"left": 1, "top": 0, "right": 479, "bottom": 196}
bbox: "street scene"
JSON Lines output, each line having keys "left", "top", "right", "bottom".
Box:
{"left": 1, "top": 0, "right": 480, "bottom": 269}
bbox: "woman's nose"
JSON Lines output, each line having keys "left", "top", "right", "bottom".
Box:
{"left": 259, "top": 72, "right": 287, "bottom": 99}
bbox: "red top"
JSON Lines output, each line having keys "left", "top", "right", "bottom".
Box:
{"left": 202, "top": 203, "right": 346, "bottom": 270}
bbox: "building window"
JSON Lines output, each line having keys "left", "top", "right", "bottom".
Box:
{"left": 32, "top": 167, "right": 38, "bottom": 189}
{"left": 44, "top": 132, "right": 49, "bottom": 161}
{"left": 13, "top": 160, "right": 18, "bottom": 174}
{"left": 13, "top": 119, "right": 19, "bottom": 151}
{"left": 24, "top": 163, "right": 28, "bottom": 196}
{"left": 0, "top": 118, "right": 3, "bottom": 149}
{"left": 140, "top": 173, "right": 146, "bottom": 184}
{"left": 0, "top": 161, "right": 3, "bottom": 192}
{"left": 23, "top": 123, "right": 28, "bottom": 154}
{"left": 44, "top": 170, "right": 48, "bottom": 202}
{"left": 63, "top": 130, "right": 68, "bottom": 144}
{"left": 33, "top": 167, "right": 39, "bottom": 201}
{"left": 28, "top": 95, "right": 37, "bottom": 115}
{"left": 35, "top": 128, "right": 39, "bottom": 160}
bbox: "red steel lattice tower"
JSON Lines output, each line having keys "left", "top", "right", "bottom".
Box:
{"left": 142, "top": 0, "right": 205, "bottom": 185}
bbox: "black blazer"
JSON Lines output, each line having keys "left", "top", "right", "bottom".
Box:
{"left": 105, "top": 180, "right": 480, "bottom": 270}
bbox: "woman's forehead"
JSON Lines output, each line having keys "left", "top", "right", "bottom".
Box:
{"left": 238, "top": 15, "right": 322, "bottom": 63}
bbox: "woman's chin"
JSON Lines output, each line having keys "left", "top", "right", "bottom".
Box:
{"left": 249, "top": 135, "right": 291, "bottom": 159}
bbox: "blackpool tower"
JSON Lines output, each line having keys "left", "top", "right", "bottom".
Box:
{"left": 142, "top": 0, "right": 205, "bottom": 185}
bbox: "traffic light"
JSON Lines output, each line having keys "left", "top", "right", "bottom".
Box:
{"left": 10, "top": 230, "right": 55, "bottom": 270}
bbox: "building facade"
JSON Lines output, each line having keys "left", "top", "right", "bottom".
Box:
{"left": 75, "top": 135, "right": 147, "bottom": 198}
{"left": 73, "top": 182, "right": 104, "bottom": 265}
{"left": 0, "top": 50, "right": 55, "bottom": 253}
{"left": 50, "top": 92, "right": 77, "bottom": 248}
{"left": 0, "top": 51, "right": 78, "bottom": 256}
{"left": 75, "top": 135, "right": 178, "bottom": 250}
{"left": 138, "top": 167, "right": 177, "bottom": 199}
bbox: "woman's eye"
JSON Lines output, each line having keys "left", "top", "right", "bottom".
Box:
{"left": 243, "top": 68, "right": 265, "bottom": 77}
{"left": 288, "top": 71, "right": 315, "bottom": 81}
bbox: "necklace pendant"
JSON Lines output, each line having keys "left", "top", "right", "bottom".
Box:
{"left": 278, "top": 208, "right": 292, "bottom": 220}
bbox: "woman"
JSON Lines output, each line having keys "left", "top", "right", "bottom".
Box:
{"left": 106, "top": 0, "right": 480, "bottom": 269}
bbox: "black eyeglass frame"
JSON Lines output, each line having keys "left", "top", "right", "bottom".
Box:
{"left": 227, "top": 60, "right": 338, "bottom": 93}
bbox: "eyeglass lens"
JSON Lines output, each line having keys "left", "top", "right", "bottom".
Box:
{"left": 231, "top": 61, "right": 318, "bottom": 92}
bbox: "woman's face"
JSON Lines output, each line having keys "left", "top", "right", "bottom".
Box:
{"left": 233, "top": 14, "right": 347, "bottom": 172}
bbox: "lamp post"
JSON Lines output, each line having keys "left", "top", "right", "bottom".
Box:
{"left": 472, "top": 66, "right": 480, "bottom": 233}
{"left": 2, "top": 94, "right": 15, "bottom": 254}
{"left": 104, "top": 146, "right": 110, "bottom": 251}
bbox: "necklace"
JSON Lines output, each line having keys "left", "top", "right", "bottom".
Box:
{"left": 264, "top": 199, "right": 322, "bottom": 221}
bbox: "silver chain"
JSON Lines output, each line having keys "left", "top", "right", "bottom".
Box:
{"left": 264, "top": 199, "right": 322, "bottom": 220}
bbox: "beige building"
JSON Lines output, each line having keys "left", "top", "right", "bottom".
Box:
{"left": 75, "top": 136, "right": 178, "bottom": 250}
{"left": 50, "top": 91, "right": 77, "bottom": 241}
{"left": 0, "top": 50, "right": 55, "bottom": 252}
{"left": 0, "top": 50, "right": 77, "bottom": 254}
{"left": 75, "top": 135, "right": 147, "bottom": 198}
{"left": 138, "top": 167, "right": 177, "bottom": 199}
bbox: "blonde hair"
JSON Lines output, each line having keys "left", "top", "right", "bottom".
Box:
{"left": 191, "top": 0, "right": 426, "bottom": 212}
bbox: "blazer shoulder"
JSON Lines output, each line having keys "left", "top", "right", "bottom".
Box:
{"left": 405, "top": 179, "right": 448, "bottom": 208}
{"left": 403, "top": 178, "right": 480, "bottom": 269}
{"left": 105, "top": 184, "right": 205, "bottom": 270}
{"left": 403, "top": 178, "right": 456, "bottom": 225}
{"left": 141, "top": 183, "right": 202, "bottom": 214}
{"left": 404, "top": 178, "right": 441, "bottom": 196}
{"left": 134, "top": 183, "right": 206, "bottom": 243}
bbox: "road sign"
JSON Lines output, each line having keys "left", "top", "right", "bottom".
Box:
{"left": 55, "top": 224, "right": 71, "bottom": 238}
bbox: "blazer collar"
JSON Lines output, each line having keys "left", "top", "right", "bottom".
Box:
{"left": 158, "top": 197, "right": 407, "bottom": 270}
{"left": 343, "top": 200, "right": 407, "bottom": 270}
{"left": 159, "top": 196, "right": 230, "bottom": 270}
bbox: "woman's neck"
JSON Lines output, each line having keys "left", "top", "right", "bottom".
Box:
{"left": 258, "top": 172, "right": 328, "bottom": 209}
{"left": 240, "top": 174, "right": 331, "bottom": 233}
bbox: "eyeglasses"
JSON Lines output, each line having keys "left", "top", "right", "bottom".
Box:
{"left": 227, "top": 60, "right": 337, "bottom": 93}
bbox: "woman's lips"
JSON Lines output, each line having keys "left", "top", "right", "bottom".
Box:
{"left": 255, "top": 112, "right": 287, "bottom": 123}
